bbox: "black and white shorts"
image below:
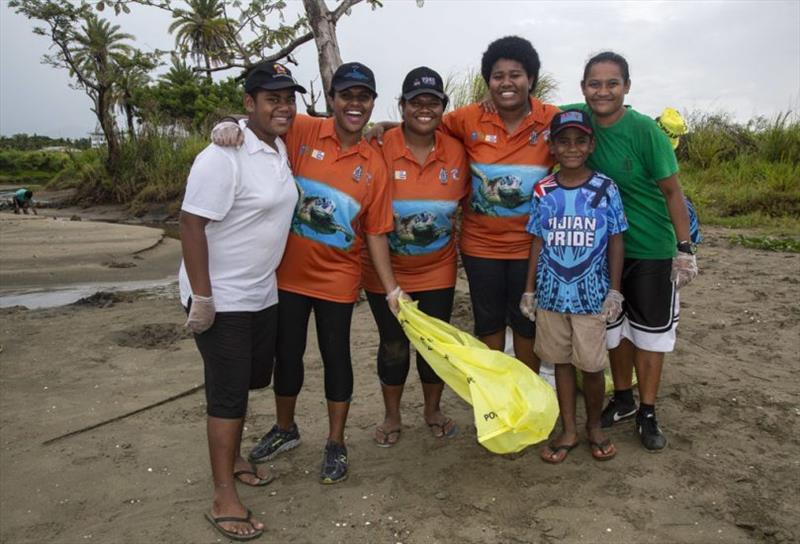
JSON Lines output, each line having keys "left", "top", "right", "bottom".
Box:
{"left": 606, "top": 258, "right": 679, "bottom": 353}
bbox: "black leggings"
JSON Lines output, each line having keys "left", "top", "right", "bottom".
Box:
{"left": 274, "top": 289, "right": 355, "bottom": 402}
{"left": 365, "top": 287, "right": 454, "bottom": 387}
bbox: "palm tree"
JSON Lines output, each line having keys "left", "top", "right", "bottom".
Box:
{"left": 114, "top": 58, "right": 151, "bottom": 140}
{"left": 168, "top": 0, "right": 231, "bottom": 80}
{"left": 70, "top": 14, "right": 135, "bottom": 173}
{"left": 161, "top": 54, "right": 199, "bottom": 87}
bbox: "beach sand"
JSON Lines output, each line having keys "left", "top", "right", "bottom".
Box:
{"left": 0, "top": 216, "right": 798, "bottom": 543}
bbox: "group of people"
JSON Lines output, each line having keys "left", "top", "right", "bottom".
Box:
{"left": 179, "top": 35, "right": 698, "bottom": 541}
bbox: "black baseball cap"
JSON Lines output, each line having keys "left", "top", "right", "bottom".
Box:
{"left": 401, "top": 66, "right": 448, "bottom": 104}
{"left": 330, "top": 62, "right": 377, "bottom": 96}
{"left": 244, "top": 62, "right": 307, "bottom": 94}
{"left": 549, "top": 109, "right": 593, "bottom": 137}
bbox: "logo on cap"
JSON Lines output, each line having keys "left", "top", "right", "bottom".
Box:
{"left": 558, "top": 111, "right": 585, "bottom": 124}
{"left": 273, "top": 64, "right": 287, "bottom": 74}
{"left": 345, "top": 69, "right": 369, "bottom": 81}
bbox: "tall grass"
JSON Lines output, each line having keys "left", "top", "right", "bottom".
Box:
{"left": 679, "top": 111, "right": 800, "bottom": 236}
{"left": 52, "top": 129, "right": 207, "bottom": 212}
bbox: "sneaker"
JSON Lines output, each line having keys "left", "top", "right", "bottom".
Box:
{"left": 248, "top": 423, "right": 300, "bottom": 463}
{"left": 600, "top": 396, "right": 638, "bottom": 428}
{"left": 320, "top": 440, "right": 348, "bottom": 484}
{"left": 636, "top": 411, "right": 668, "bottom": 452}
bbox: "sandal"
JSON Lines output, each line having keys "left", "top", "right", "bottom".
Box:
{"left": 540, "top": 441, "right": 579, "bottom": 464}
{"left": 427, "top": 418, "right": 458, "bottom": 439}
{"left": 234, "top": 464, "right": 275, "bottom": 487}
{"left": 374, "top": 426, "right": 401, "bottom": 448}
{"left": 589, "top": 439, "right": 617, "bottom": 461}
{"left": 205, "top": 508, "right": 263, "bottom": 541}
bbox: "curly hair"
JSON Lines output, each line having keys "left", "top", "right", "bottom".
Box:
{"left": 480, "top": 36, "right": 541, "bottom": 89}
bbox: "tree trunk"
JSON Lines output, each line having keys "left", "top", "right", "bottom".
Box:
{"left": 97, "top": 88, "right": 120, "bottom": 179}
{"left": 204, "top": 53, "right": 212, "bottom": 82}
{"left": 303, "top": 0, "right": 343, "bottom": 114}
{"left": 125, "top": 100, "right": 136, "bottom": 142}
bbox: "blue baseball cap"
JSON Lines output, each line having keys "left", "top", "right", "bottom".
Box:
{"left": 330, "top": 62, "right": 377, "bottom": 96}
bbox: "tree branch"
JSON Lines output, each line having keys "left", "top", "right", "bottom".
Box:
{"left": 331, "top": 0, "right": 364, "bottom": 22}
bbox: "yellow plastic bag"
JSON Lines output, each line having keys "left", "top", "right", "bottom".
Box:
{"left": 397, "top": 299, "right": 558, "bottom": 454}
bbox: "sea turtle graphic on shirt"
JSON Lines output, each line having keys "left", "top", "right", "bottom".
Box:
{"left": 292, "top": 194, "right": 353, "bottom": 242}
{"left": 391, "top": 210, "right": 449, "bottom": 255}
{"left": 470, "top": 165, "right": 531, "bottom": 215}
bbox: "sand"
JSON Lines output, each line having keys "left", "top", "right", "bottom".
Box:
{"left": 0, "top": 216, "right": 798, "bottom": 544}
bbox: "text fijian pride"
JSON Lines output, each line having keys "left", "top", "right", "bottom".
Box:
{"left": 546, "top": 216, "right": 597, "bottom": 247}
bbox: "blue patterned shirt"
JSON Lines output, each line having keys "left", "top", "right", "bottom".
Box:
{"left": 527, "top": 172, "right": 628, "bottom": 314}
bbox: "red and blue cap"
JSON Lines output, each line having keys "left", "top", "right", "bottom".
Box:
{"left": 550, "top": 109, "right": 593, "bottom": 137}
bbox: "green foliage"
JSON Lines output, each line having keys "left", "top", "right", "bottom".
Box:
{"left": 679, "top": 111, "right": 800, "bottom": 245}
{"left": 0, "top": 150, "right": 71, "bottom": 184}
{"left": 134, "top": 74, "right": 245, "bottom": 132}
{"left": 51, "top": 130, "right": 207, "bottom": 209}
{"left": 0, "top": 134, "right": 90, "bottom": 151}
{"left": 728, "top": 234, "right": 800, "bottom": 253}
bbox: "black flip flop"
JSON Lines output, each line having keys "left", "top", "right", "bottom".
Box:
{"left": 540, "top": 442, "right": 579, "bottom": 464}
{"left": 589, "top": 439, "right": 617, "bottom": 461}
{"left": 234, "top": 464, "right": 275, "bottom": 487}
{"left": 205, "top": 508, "right": 263, "bottom": 541}
{"left": 428, "top": 418, "right": 459, "bottom": 439}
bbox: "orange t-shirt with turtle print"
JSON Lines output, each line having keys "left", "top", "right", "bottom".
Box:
{"left": 277, "top": 114, "right": 393, "bottom": 303}
{"left": 441, "top": 97, "right": 560, "bottom": 259}
{"left": 361, "top": 126, "right": 469, "bottom": 294}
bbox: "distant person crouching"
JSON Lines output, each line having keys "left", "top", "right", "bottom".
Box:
{"left": 12, "top": 188, "right": 37, "bottom": 215}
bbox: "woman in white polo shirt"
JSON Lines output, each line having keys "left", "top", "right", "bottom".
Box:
{"left": 179, "top": 62, "right": 304, "bottom": 542}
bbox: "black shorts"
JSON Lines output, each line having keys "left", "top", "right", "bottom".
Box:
{"left": 365, "top": 287, "right": 454, "bottom": 386}
{"left": 190, "top": 302, "right": 278, "bottom": 419}
{"left": 461, "top": 254, "right": 534, "bottom": 339}
{"left": 607, "top": 258, "right": 679, "bottom": 352}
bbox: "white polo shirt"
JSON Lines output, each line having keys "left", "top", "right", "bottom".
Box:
{"left": 179, "top": 122, "right": 298, "bottom": 312}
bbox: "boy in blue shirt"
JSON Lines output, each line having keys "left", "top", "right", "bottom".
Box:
{"left": 520, "top": 110, "right": 627, "bottom": 463}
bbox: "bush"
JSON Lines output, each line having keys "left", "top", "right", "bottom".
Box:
{"left": 0, "top": 149, "right": 70, "bottom": 184}
{"left": 679, "top": 111, "right": 800, "bottom": 237}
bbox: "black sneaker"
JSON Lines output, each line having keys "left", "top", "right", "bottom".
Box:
{"left": 320, "top": 440, "right": 348, "bottom": 484}
{"left": 600, "top": 396, "right": 638, "bottom": 428}
{"left": 636, "top": 411, "right": 668, "bottom": 452}
{"left": 248, "top": 423, "right": 300, "bottom": 463}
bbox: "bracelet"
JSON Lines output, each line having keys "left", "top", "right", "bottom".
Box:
{"left": 385, "top": 286, "right": 402, "bottom": 301}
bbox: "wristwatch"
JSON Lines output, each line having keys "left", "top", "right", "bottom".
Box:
{"left": 677, "top": 240, "right": 697, "bottom": 255}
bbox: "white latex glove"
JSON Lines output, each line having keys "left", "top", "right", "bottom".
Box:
{"left": 185, "top": 294, "right": 216, "bottom": 334}
{"left": 386, "top": 286, "right": 409, "bottom": 316}
{"left": 671, "top": 253, "right": 698, "bottom": 290}
{"left": 519, "top": 292, "right": 537, "bottom": 322}
{"left": 600, "top": 289, "right": 625, "bottom": 322}
{"left": 211, "top": 121, "right": 244, "bottom": 147}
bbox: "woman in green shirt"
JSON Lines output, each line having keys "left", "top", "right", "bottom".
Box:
{"left": 567, "top": 52, "right": 698, "bottom": 452}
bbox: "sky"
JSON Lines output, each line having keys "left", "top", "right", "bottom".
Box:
{"left": 1, "top": 0, "right": 799, "bottom": 138}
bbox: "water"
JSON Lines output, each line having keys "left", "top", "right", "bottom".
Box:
{"left": 0, "top": 278, "right": 178, "bottom": 309}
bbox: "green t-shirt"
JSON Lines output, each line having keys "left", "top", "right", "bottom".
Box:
{"left": 560, "top": 104, "right": 679, "bottom": 259}
{"left": 15, "top": 188, "right": 31, "bottom": 203}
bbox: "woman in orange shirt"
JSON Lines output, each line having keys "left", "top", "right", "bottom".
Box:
{"left": 361, "top": 67, "right": 469, "bottom": 446}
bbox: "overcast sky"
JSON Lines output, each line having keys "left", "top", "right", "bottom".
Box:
{"left": 1, "top": 0, "right": 798, "bottom": 138}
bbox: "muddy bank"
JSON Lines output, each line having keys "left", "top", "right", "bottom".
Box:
{"left": 0, "top": 214, "right": 181, "bottom": 291}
